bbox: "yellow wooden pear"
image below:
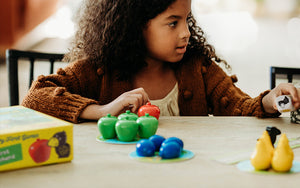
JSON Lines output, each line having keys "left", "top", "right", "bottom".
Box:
{"left": 251, "top": 131, "right": 274, "bottom": 170}
{"left": 251, "top": 139, "right": 272, "bottom": 170}
{"left": 261, "top": 131, "right": 274, "bottom": 156}
{"left": 271, "top": 133, "right": 294, "bottom": 172}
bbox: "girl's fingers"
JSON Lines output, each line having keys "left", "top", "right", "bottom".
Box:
{"left": 129, "top": 88, "right": 149, "bottom": 104}
{"left": 274, "top": 83, "right": 300, "bottom": 110}
{"left": 282, "top": 85, "right": 300, "bottom": 107}
{"left": 129, "top": 94, "right": 143, "bottom": 112}
{"left": 110, "top": 88, "right": 150, "bottom": 115}
{"left": 121, "top": 93, "right": 146, "bottom": 113}
{"left": 292, "top": 88, "right": 300, "bottom": 109}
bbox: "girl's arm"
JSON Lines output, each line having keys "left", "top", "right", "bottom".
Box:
{"left": 79, "top": 88, "right": 149, "bottom": 120}
{"left": 203, "top": 62, "right": 285, "bottom": 117}
{"left": 22, "top": 59, "right": 149, "bottom": 123}
{"left": 22, "top": 60, "right": 101, "bottom": 123}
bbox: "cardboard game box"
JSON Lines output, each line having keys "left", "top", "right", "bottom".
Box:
{"left": 0, "top": 106, "right": 73, "bottom": 172}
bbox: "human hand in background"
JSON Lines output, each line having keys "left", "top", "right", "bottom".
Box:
{"left": 262, "top": 83, "right": 300, "bottom": 114}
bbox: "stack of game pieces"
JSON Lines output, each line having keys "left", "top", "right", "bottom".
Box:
{"left": 291, "top": 109, "right": 300, "bottom": 124}
{"left": 275, "top": 95, "right": 299, "bottom": 124}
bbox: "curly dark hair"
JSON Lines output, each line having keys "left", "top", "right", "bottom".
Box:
{"left": 64, "top": 0, "right": 230, "bottom": 79}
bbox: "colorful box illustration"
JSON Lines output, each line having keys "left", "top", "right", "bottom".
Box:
{"left": 0, "top": 106, "right": 73, "bottom": 172}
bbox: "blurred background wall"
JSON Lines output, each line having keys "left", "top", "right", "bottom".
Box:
{"left": 192, "top": 0, "right": 300, "bottom": 96}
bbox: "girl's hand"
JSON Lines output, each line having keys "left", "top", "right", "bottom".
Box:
{"left": 101, "top": 87, "right": 149, "bottom": 116}
{"left": 80, "top": 88, "right": 149, "bottom": 120}
{"left": 262, "top": 83, "right": 300, "bottom": 113}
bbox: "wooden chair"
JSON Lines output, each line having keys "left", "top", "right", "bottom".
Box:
{"left": 6, "top": 49, "right": 65, "bottom": 106}
{"left": 270, "top": 66, "right": 300, "bottom": 89}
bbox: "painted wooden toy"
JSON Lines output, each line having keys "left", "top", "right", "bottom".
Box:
{"left": 291, "top": 108, "right": 300, "bottom": 124}
{"left": 138, "top": 102, "right": 160, "bottom": 120}
{"left": 275, "top": 95, "right": 294, "bottom": 113}
{"left": 115, "top": 117, "right": 139, "bottom": 142}
{"left": 137, "top": 113, "right": 158, "bottom": 139}
{"left": 118, "top": 110, "right": 139, "bottom": 121}
{"left": 97, "top": 114, "right": 118, "bottom": 139}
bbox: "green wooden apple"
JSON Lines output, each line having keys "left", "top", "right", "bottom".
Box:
{"left": 97, "top": 114, "right": 118, "bottom": 139}
{"left": 118, "top": 110, "right": 138, "bottom": 121}
{"left": 115, "top": 117, "right": 139, "bottom": 142}
{"left": 137, "top": 113, "right": 158, "bottom": 138}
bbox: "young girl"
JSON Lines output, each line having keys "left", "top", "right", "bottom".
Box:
{"left": 22, "top": 0, "right": 300, "bottom": 123}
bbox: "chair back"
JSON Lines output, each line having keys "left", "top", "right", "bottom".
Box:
{"left": 270, "top": 66, "right": 300, "bottom": 89}
{"left": 6, "top": 49, "right": 65, "bottom": 106}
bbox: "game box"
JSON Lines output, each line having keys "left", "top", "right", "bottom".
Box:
{"left": 0, "top": 106, "right": 73, "bottom": 172}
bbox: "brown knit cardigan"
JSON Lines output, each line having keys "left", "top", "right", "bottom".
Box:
{"left": 22, "top": 57, "right": 279, "bottom": 123}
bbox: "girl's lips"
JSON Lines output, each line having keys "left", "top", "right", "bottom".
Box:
{"left": 176, "top": 45, "right": 187, "bottom": 54}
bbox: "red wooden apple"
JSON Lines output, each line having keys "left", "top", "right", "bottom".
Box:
{"left": 138, "top": 102, "right": 160, "bottom": 120}
{"left": 29, "top": 139, "right": 51, "bottom": 163}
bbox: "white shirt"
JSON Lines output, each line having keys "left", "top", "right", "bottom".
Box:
{"left": 150, "top": 83, "right": 180, "bottom": 116}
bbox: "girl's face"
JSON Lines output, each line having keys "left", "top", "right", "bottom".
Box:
{"left": 143, "top": 0, "right": 191, "bottom": 65}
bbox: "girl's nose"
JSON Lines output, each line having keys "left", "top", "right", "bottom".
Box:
{"left": 180, "top": 23, "right": 191, "bottom": 40}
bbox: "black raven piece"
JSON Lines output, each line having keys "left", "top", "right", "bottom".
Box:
{"left": 266, "top": 126, "right": 281, "bottom": 146}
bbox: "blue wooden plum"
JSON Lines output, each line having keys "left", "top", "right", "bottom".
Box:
{"left": 136, "top": 139, "right": 155, "bottom": 157}
{"left": 161, "top": 137, "right": 184, "bottom": 149}
{"left": 159, "top": 142, "right": 181, "bottom": 159}
{"left": 149, "top": 135, "right": 165, "bottom": 151}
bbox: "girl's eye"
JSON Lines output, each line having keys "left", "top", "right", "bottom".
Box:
{"left": 168, "top": 21, "right": 177, "bottom": 27}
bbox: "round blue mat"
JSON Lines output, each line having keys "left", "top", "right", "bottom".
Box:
{"left": 96, "top": 135, "right": 139, "bottom": 144}
{"left": 129, "top": 149, "right": 194, "bottom": 163}
{"left": 237, "top": 160, "right": 300, "bottom": 174}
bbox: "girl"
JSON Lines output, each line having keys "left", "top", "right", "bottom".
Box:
{"left": 22, "top": 0, "right": 300, "bottom": 123}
